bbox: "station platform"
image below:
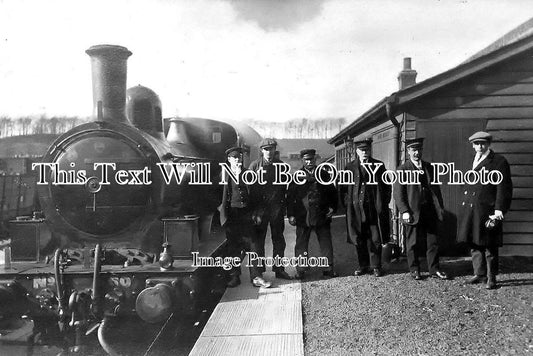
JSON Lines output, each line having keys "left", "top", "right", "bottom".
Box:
{"left": 189, "top": 224, "right": 304, "bottom": 356}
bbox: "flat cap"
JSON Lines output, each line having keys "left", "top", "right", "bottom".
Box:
{"left": 259, "top": 138, "right": 277, "bottom": 149}
{"left": 225, "top": 146, "right": 243, "bottom": 157}
{"left": 405, "top": 137, "right": 424, "bottom": 149}
{"left": 354, "top": 138, "right": 372, "bottom": 149}
{"left": 468, "top": 131, "right": 492, "bottom": 143}
{"left": 300, "top": 149, "right": 316, "bottom": 158}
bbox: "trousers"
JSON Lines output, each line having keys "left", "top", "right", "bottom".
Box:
{"left": 255, "top": 206, "right": 286, "bottom": 272}
{"left": 356, "top": 223, "right": 382, "bottom": 269}
{"left": 294, "top": 224, "right": 333, "bottom": 273}
{"left": 471, "top": 244, "right": 499, "bottom": 278}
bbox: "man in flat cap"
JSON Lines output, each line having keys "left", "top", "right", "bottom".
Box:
{"left": 287, "top": 149, "right": 338, "bottom": 279}
{"left": 342, "top": 138, "right": 391, "bottom": 277}
{"left": 218, "top": 147, "right": 272, "bottom": 288}
{"left": 249, "top": 138, "right": 292, "bottom": 280}
{"left": 457, "top": 131, "right": 512, "bottom": 289}
{"left": 394, "top": 138, "right": 448, "bottom": 280}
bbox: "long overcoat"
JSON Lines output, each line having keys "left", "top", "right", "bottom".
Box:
{"left": 393, "top": 159, "right": 444, "bottom": 225}
{"left": 456, "top": 150, "right": 513, "bottom": 247}
{"left": 342, "top": 157, "right": 391, "bottom": 245}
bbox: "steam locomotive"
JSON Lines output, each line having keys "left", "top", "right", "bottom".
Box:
{"left": 0, "top": 45, "right": 261, "bottom": 354}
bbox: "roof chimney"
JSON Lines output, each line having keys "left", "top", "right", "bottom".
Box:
{"left": 398, "top": 57, "right": 417, "bottom": 89}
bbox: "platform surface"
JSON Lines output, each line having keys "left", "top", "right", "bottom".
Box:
{"left": 189, "top": 223, "right": 304, "bottom": 356}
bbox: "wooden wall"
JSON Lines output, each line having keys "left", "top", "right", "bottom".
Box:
{"left": 487, "top": 118, "right": 533, "bottom": 256}
{"left": 405, "top": 53, "right": 533, "bottom": 256}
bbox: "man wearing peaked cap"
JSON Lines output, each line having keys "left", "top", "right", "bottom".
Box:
{"left": 287, "top": 148, "right": 338, "bottom": 279}
{"left": 354, "top": 138, "right": 372, "bottom": 149}
{"left": 249, "top": 138, "right": 292, "bottom": 280}
{"left": 342, "top": 137, "right": 391, "bottom": 277}
{"left": 300, "top": 148, "right": 316, "bottom": 159}
{"left": 394, "top": 137, "right": 448, "bottom": 280}
{"left": 405, "top": 137, "right": 424, "bottom": 149}
{"left": 468, "top": 131, "right": 492, "bottom": 143}
{"left": 225, "top": 146, "right": 243, "bottom": 157}
{"left": 218, "top": 146, "right": 272, "bottom": 288}
{"left": 259, "top": 138, "right": 277, "bottom": 149}
{"left": 458, "top": 131, "right": 512, "bottom": 290}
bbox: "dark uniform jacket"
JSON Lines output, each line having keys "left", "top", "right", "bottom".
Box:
{"left": 394, "top": 159, "right": 444, "bottom": 225}
{"left": 342, "top": 157, "right": 391, "bottom": 245}
{"left": 286, "top": 167, "right": 337, "bottom": 227}
{"left": 248, "top": 157, "right": 287, "bottom": 218}
{"left": 218, "top": 169, "right": 254, "bottom": 227}
{"left": 457, "top": 150, "right": 513, "bottom": 247}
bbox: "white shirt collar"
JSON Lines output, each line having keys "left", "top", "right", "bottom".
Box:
{"left": 410, "top": 159, "right": 422, "bottom": 169}
{"left": 473, "top": 149, "right": 491, "bottom": 169}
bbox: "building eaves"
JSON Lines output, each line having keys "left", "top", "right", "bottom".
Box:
{"left": 327, "top": 96, "right": 390, "bottom": 144}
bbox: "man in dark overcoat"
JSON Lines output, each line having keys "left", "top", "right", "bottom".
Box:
{"left": 218, "top": 147, "right": 271, "bottom": 288}
{"left": 457, "top": 131, "right": 513, "bottom": 289}
{"left": 342, "top": 139, "right": 391, "bottom": 277}
{"left": 287, "top": 149, "right": 338, "bottom": 279}
{"left": 394, "top": 138, "right": 448, "bottom": 280}
{"left": 249, "top": 138, "right": 292, "bottom": 280}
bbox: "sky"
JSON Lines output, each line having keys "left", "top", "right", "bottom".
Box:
{"left": 1, "top": 0, "right": 533, "bottom": 122}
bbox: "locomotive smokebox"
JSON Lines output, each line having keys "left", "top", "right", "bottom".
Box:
{"left": 86, "top": 45, "right": 132, "bottom": 124}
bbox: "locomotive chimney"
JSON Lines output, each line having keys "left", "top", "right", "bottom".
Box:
{"left": 86, "top": 45, "right": 132, "bottom": 124}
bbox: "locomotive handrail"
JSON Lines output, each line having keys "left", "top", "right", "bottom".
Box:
{"left": 46, "top": 126, "right": 215, "bottom": 166}
{"left": 49, "top": 127, "right": 148, "bottom": 157}
{"left": 53, "top": 249, "right": 68, "bottom": 327}
{"left": 92, "top": 244, "right": 103, "bottom": 319}
{"left": 162, "top": 152, "right": 212, "bottom": 162}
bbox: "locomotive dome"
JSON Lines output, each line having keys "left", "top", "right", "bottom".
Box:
{"left": 126, "top": 85, "right": 164, "bottom": 135}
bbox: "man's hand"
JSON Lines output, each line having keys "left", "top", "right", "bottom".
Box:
{"left": 252, "top": 215, "right": 262, "bottom": 226}
{"left": 402, "top": 212, "right": 412, "bottom": 223}
{"left": 490, "top": 210, "right": 504, "bottom": 220}
{"left": 288, "top": 216, "right": 296, "bottom": 226}
{"left": 326, "top": 207, "right": 334, "bottom": 219}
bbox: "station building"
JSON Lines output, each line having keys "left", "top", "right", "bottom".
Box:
{"left": 329, "top": 19, "right": 533, "bottom": 256}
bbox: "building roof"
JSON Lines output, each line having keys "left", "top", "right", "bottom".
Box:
{"left": 329, "top": 18, "right": 533, "bottom": 145}
{"left": 464, "top": 17, "right": 533, "bottom": 63}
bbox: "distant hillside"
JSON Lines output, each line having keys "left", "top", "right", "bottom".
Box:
{"left": 0, "top": 116, "right": 89, "bottom": 138}
{"left": 248, "top": 118, "right": 347, "bottom": 139}
{"left": 0, "top": 134, "right": 59, "bottom": 157}
{"left": 0, "top": 116, "right": 348, "bottom": 140}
